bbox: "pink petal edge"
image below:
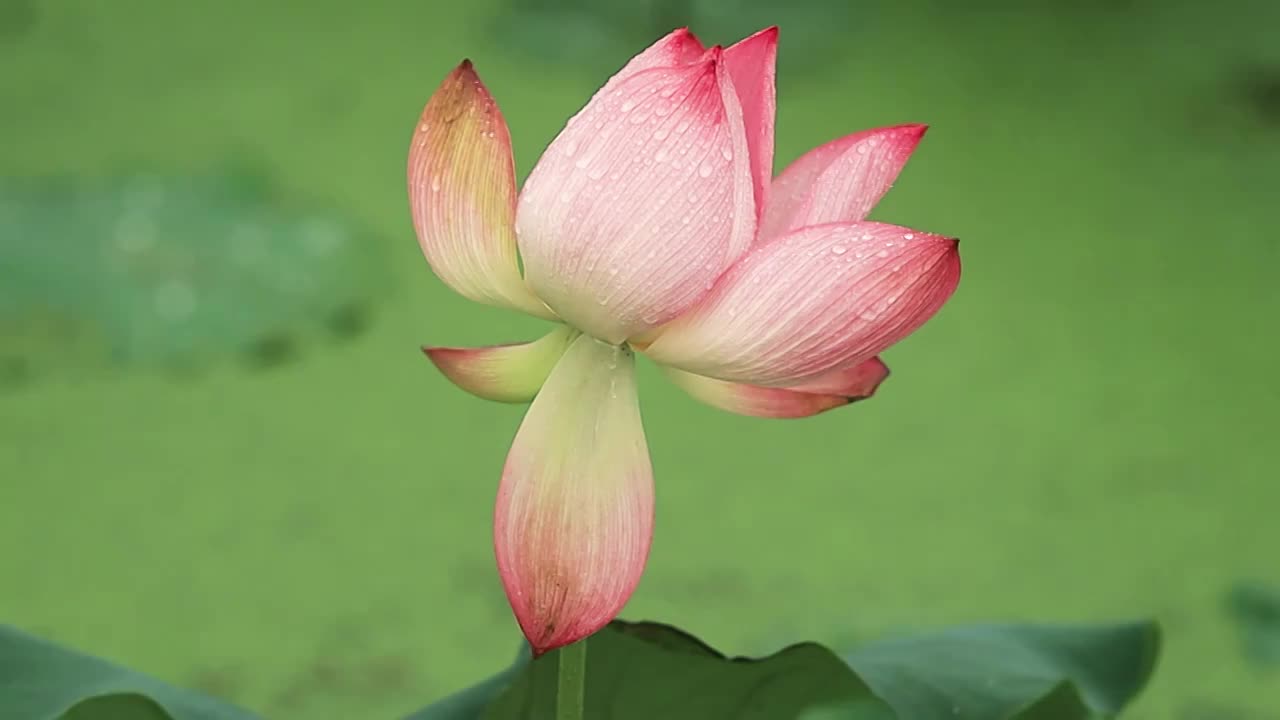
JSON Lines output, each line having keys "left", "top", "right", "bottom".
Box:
{"left": 644, "top": 221, "right": 960, "bottom": 386}
{"left": 663, "top": 367, "right": 853, "bottom": 419}
{"left": 724, "top": 26, "right": 778, "bottom": 223}
{"left": 760, "top": 124, "right": 927, "bottom": 243}
{"left": 786, "top": 356, "right": 891, "bottom": 397}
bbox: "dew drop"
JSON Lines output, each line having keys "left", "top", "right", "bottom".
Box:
{"left": 608, "top": 266, "right": 619, "bottom": 276}
{"left": 620, "top": 99, "right": 636, "bottom": 112}
{"left": 418, "top": 122, "right": 430, "bottom": 133}
{"left": 559, "top": 190, "right": 573, "bottom": 203}
{"left": 654, "top": 128, "right": 669, "bottom": 141}
{"left": 574, "top": 156, "right": 590, "bottom": 169}
{"left": 720, "top": 146, "right": 733, "bottom": 161}
{"left": 676, "top": 120, "right": 690, "bottom": 133}
{"left": 430, "top": 177, "right": 441, "bottom": 193}
{"left": 681, "top": 215, "right": 691, "bottom": 225}
{"left": 876, "top": 249, "right": 889, "bottom": 258}
{"left": 904, "top": 233, "right": 915, "bottom": 240}
{"left": 856, "top": 143, "right": 869, "bottom": 155}
{"left": 698, "top": 162, "right": 714, "bottom": 178}
{"left": 655, "top": 148, "right": 669, "bottom": 162}
{"left": 587, "top": 167, "right": 605, "bottom": 180}
{"left": 563, "top": 140, "right": 578, "bottom": 157}
{"left": 831, "top": 245, "right": 848, "bottom": 255}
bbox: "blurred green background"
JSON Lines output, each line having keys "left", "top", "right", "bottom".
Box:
{"left": 2, "top": 0, "right": 1278, "bottom": 717}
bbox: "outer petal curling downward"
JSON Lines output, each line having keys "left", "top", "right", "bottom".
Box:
{"left": 645, "top": 222, "right": 959, "bottom": 387}
{"left": 662, "top": 356, "right": 889, "bottom": 419}
{"left": 422, "top": 326, "right": 579, "bottom": 403}
{"left": 408, "top": 60, "right": 551, "bottom": 317}
{"left": 494, "top": 335, "right": 653, "bottom": 654}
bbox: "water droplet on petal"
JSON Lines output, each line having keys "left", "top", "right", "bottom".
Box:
{"left": 831, "top": 245, "right": 848, "bottom": 255}
{"left": 563, "top": 140, "right": 578, "bottom": 157}
{"left": 620, "top": 99, "right": 636, "bottom": 112}
{"left": 720, "top": 146, "right": 733, "bottom": 161}
{"left": 876, "top": 249, "right": 889, "bottom": 258}
{"left": 608, "top": 266, "right": 619, "bottom": 276}
{"left": 430, "top": 177, "right": 441, "bottom": 192}
{"left": 654, "top": 128, "right": 669, "bottom": 141}
{"left": 904, "top": 233, "right": 914, "bottom": 240}
{"left": 587, "top": 167, "right": 605, "bottom": 180}
{"left": 698, "top": 162, "right": 714, "bottom": 178}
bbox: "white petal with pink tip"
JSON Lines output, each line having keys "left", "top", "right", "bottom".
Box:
{"left": 494, "top": 335, "right": 653, "bottom": 655}
{"left": 516, "top": 53, "right": 755, "bottom": 344}
{"left": 408, "top": 61, "right": 551, "bottom": 317}
{"left": 422, "top": 326, "right": 579, "bottom": 404}
{"left": 644, "top": 222, "right": 960, "bottom": 386}
{"left": 761, "top": 125, "right": 926, "bottom": 243}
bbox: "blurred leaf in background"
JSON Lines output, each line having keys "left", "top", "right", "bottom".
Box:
{"left": 0, "top": 171, "right": 391, "bottom": 388}
{"left": 0, "top": 0, "right": 38, "bottom": 45}
{"left": 1225, "top": 581, "right": 1280, "bottom": 671}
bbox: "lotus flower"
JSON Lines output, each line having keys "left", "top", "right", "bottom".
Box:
{"left": 409, "top": 27, "right": 961, "bottom": 655}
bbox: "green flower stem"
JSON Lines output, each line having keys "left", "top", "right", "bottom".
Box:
{"left": 556, "top": 637, "right": 587, "bottom": 720}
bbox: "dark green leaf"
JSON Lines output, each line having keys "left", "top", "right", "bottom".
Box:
{"left": 0, "top": 624, "right": 259, "bottom": 720}
{"left": 408, "top": 620, "right": 893, "bottom": 719}
{"left": 843, "top": 620, "right": 1160, "bottom": 720}
{"left": 482, "top": 621, "right": 892, "bottom": 720}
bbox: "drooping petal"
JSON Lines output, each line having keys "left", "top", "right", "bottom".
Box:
{"left": 786, "top": 356, "right": 890, "bottom": 396}
{"left": 495, "top": 335, "right": 653, "bottom": 655}
{"left": 662, "top": 355, "right": 888, "bottom": 419}
{"left": 724, "top": 27, "right": 778, "bottom": 220}
{"left": 422, "top": 326, "right": 579, "bottom": 403}
{"left": 516, "top": 49, "right": 756, "bottom": 344}
{"left": 408, "top": 60, "right": 551, "bottom": 317}
{"left": 760, "top": 124, "right": 927, "bottom": 243}
{"left": 663, "top": 367, "right": 850, "bottom": 419}
{"left": 644, "top": 222, "right": 959, "bottom": 387}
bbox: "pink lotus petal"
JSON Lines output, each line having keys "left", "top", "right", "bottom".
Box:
{"left": 724, "top": 27, "right": 778, "bottom": 221}
{"left": 644, "top": 222, "right": 959, "bottom": 386}
{"left": 787, "top": 356, "right": 890, "bottom": 397}
{"left": 760, "top": 124, "right": 927, "bottom": 243}
{"left": 517, "top": 50, "right": 755, "bottom": 344}
{"left": 495, "top": 335, "right": 653, "bottom": 655}
{"left": 663, "top": 367, "right": 852, "bottom": 419}
{"left": 408, "top": 61, "right": 552, "bottom": 318}
{"left": 422, "top": 326, "right": 579, "bottom": 403}
{"left": 605, "top": 28, "right": 706, "bottom": 85}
